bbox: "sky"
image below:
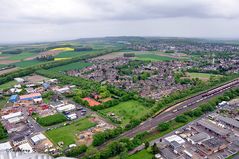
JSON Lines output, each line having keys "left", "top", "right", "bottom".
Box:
{"left": 1, "top": 0, "right": 239, "bottom": 43}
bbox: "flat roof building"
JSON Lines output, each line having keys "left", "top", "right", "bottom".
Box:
{"left": 197, "top": 119, "right": 230, "bottom": 137}
{"left": 188, "top": 132, "right": 210, "bottom": 145}
{"left": 19, "top": 93, "right": 41, "bottom": 101}
{"left": 218, "top": 116, "right": 239, "bottom": 129}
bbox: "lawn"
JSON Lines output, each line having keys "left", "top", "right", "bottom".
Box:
{"left": 135, "top": 53, "right": 175, "bottom": 61}
{"left": 6, "top": 52, "right": 35, "bottom": 60}
{"left": 13, "top": 60, "right": 46, "bottom": 68}
{"left": 128, "top": 149, "right": 153, "bottom": 159}
{"left": 187, "top": 72, "right": 222, "bottom": 81}
{"left": 0, "top": 81, "right": 17, "bottom": 89}
{"left": 45, "top": 118, "right": 96, "bottom": 148}
{"left": 100, "top": 100, "right": 149, "bottom": 127}
{"left": 49, "top": 62, "right": 92, "bottom": 72}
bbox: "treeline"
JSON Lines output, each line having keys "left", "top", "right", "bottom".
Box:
{"left": 1, "top": 49, "right": 22, "bottom": 54}
{"left": 37, "top": 113, "right": 67, "bottom": 126}
{"left": 0, "top": 122, "right": 8, "bottom": 140}
{"left": 187, "top": 67, "right": 225, "bottom": 75}
{"left": 74, "top": 47, "right": 93, "bottom": 51}
{"left": 36, "top": 55, "right": 54, "bottom": 61}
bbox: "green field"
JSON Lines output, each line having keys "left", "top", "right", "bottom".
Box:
{"left": 128, "top": 149, "right": 153, "bottom": 159}
{"left": 13, "top": 60, "right": 46, "bottom": 68}
{"left": 49, "top": 61, "right": 92, "bottom": 72}
{"left": 0, "top": 64, "right": 6, "bottom": 68}
{"left": 188, "top": 72, "right": 222, "bottom": 80}
{"left": 55, "top": 50, "right": 99, "bottom": 58}
{"left": 100, "top": 100, "right": 149, "bottom": 127}
{"left": 135, "top": 53, "right": 175, "bottom": 61}
{"left": 45, "top": 118, "right": 96, "bottom": 148}
{"left": 6, "top": 52, "right": 35, "bottom": 60}
{"left": 0, "top": 81, "right": 17, "bottom": 90}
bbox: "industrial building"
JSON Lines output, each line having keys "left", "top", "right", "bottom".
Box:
{"left": 19, "top": 93, "right": 42, "bottom": 101}
{"left": 199, "top": 138, "right": 228, "bottom": 155}
{"left": 217, "top": 116, "right": 239, "bottom": 129}
{"left": 2, "top": 112, "right": 22, "bottom": 120}
{"left": 9, "top": 94, "right": 19, "bottom": 103}
{"left": 197, "top": 119, "right": 231, "bottom": 137}
{"left": 187, "top": 132, "right": 210, "bottom": 145}
{"left": 56, "top": 104, "right": 76, "bottom": 112}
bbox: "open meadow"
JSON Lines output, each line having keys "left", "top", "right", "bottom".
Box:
{"left": 45, "top": 118, "right": 96, "bottom": 148}
{"left": 100, "top": 100, "right": 150, "bottom": 127}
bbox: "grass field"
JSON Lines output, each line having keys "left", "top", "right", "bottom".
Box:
{"left": 128, "top": 149, "right": 153, "bottom": 159}
{"left": 55, "top": 50, "right": 100, "bottom": 58}
{"left": 49, "top": 62, "right": 92, "bottom": 72}
{"left": 135, "top": 53, "right": 175, "bottom": 61}
{"left": 13, "top": 60, "right": 46, "bottom": 68}
{"left": 100, "top": 100, "right": 149, "bottom": 127}
{"left": 187, "top": 72, "right": 222, "bottom": 81}
{"left": 0, "top": 81, "right": 17, "bottom": 89}
{"left": 0, "top": 64, "right": 6, "bottom": 68}
{"left": 6, "top": 52, "right": 35, "bottom": 60}
{"left": 45, "top": 118, "right": 96, "bottom": 148}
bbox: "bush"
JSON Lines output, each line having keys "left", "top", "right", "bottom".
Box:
{"left": 157, "top": 122, "right": 170, "bottom": 132}
{"left": 175, "top": 115, "right": 188, "bottom": 123}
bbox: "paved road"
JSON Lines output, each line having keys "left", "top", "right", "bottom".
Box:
{"left": 120, "top": 80, "right": 239, "bottom": 138}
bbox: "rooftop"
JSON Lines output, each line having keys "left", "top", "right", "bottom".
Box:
{"left": 218, "top": 116, "right": 239, "bottom": 128}
{"left": 197, "top": 119, "right": 230, "bottom": 136}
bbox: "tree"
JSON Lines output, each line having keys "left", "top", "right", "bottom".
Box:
{"left": 152, "top": 143, "right": 159, "bottom": 154}
{"left": 175, "top": 115, "right": 188, "bottom": 123}
{"left": 145, "top": 141, "right": 150, "bottom": 149}
{"left": 157, "top": 122, "right": 170, "bottom": 132}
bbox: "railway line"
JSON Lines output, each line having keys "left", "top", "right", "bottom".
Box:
{"left": 121, "top": 78, "right": 239, "bottom": 138}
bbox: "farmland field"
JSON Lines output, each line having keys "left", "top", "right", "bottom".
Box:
{"left": 6, "top": 52, "right": 35, "bottom": 60}
{"left": 49, "top": 61, "right": 92, "bottom": 72}
{"left": 13, "top": 60, "right": 46, "bottom": 68}
{"left": 45, "top": 118, "right": 96, "bottom": 148}
{"left": 100, "top": 100, "right": 149, "bottom": 127}
{"left": 135, "top": 53, "right": 175, "bottom": 61}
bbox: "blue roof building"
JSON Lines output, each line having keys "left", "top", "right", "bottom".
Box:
{"left": 9, "top": 95, "right": 19, "bottom": 103}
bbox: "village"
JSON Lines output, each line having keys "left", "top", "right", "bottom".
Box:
{"left": 0, "top": 74, "right": 115, "bottom": 155}
{"left": 66, "top": 57, "right": 193, "bottom": 100}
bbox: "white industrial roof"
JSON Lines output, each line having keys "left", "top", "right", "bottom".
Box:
{"left": 8, "top": 117, "right": 21, "bottom": 124}
{"left": 165, "top": 135, "right": 185, "bottom": 144}
{"left": 31, "top": 133, "right": 47, "bottom": 144}
{"left": 18, "top": 143, "right": 33, "bottom": 153}
{"left": 2, "top": 112, "right": 22, "bottom": 120}
{"left": 0, "top": 142, "right": 12, "bottom": 150}
{"left": 57, "top": 104, "right": 75, "bottom": 112}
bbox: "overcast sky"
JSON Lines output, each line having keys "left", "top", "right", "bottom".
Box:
{"left": 1, "top": 0, "right": 239, "bottom": 43}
